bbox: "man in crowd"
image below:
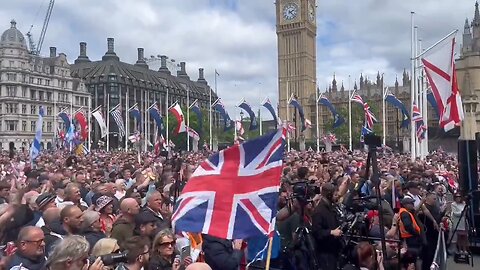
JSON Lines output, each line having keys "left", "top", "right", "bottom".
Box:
{"left": 7, "top": 226, "right": 46, "bottom": 270}
{"left": 111, "top": 197, "right": 140, "bottom": 244}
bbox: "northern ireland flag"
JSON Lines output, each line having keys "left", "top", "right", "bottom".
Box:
{"left": 422, "top": 34, "right": 464, "bottom": 131}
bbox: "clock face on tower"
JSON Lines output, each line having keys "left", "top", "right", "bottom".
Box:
{"left": 283, "top": 3, "right": 299, "bottom": 21}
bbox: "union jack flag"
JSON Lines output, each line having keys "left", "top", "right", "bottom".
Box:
{"left": 412, "top": 103, "right": 427, "bottom": 142}
{"left": 172, "top": 127, "right": 286, "bottom": 239}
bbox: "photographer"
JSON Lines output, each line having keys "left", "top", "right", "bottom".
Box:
{"left": 312, "top": 183, "right": 343, "bottom": 270}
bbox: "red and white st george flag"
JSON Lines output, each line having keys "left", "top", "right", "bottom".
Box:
{"left": 421, "top": 35, "right": 464, "bottom": 131}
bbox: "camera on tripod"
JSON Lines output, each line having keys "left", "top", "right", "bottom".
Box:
{"left": 289, "top": 180, "right": 320, "bottom": 204}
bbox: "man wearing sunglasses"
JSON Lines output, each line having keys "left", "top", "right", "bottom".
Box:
{"left": 7, "top": 226, "right": 46, "bottom": 270}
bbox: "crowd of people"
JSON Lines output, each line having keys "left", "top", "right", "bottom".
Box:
{"left": 0, "top": 145, "right": 471, "bottom": 270}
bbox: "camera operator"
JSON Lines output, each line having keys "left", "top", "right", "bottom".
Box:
{"left": 312, "top": 182, "right": 343, "bottom": 270}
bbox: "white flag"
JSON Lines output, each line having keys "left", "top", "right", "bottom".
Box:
{"left": 92, "top": 109, "right": 108, "bottom": 138}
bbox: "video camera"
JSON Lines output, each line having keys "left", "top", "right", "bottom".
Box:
{"left": 89, "top": 251, "right": 129, "bottom": 266}
{"left": 289, "top": 180, "right": 320, "bottom": 204}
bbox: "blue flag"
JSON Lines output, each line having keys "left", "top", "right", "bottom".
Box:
{"left": 129, "top": 104, "right": 142, "bottom": 132}
{"left": 213, "top": 99, "right": 234, "bottom": 131}
{"left": 149, "top": 103, "right": 164, "bottom": 133}
{"left": 318, "top": 97, "right": 345, "bottom": 128}
{"left": 261, "top": 98, "right": 278, "bottom": 128}
{"left": 289, "top": 97, "right": 307, "bottom": 131}
{"left": 238, "top": 99, "right": 258, "bottom": 131}
{"left": 58, "top": 111, "right": 70, "bottom": 131}
{"left": 191, "top": 101, "right": 203, "bottom": 134}
{"left": 30, "top": 107, "right": 45, "bottom": 162}
{"left": 427, "top": 91, "right": 440, "bottom": 119}
{"left": 385, "top": 94, "right": 410, "bottom": 129}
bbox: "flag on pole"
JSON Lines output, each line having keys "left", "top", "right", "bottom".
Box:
{"left": 385, "top": 94, "right": 410, "bottom": 128}
{"left": 58, "top": 111, "right": 71, "bottom": 131}
{"left": 74, "top": 110, "right": 89, "bottom": 140}
{"left": 129, "top": 104, "right": 142, "bottom": 132}
{"left": 172, "top": 127, "right": 286, "bottom": 239}
{"left": 421, "top": 34, "right": 464, "bottom": 131}
{"left": 318, "top": 96, "right": 345, "bottom": 128}
{"left": 412, "top": 103, "right": 427, "bottom": 143}
{"left": 261, "top": 98, "right": 278, "bottom": 128}
{"left": 169, "top": 103, "right": 187, "bottom": 134}
{"left": 92, "top": 107, "right": 108, "bottom": 138}
{"left": 427, "top": 90, "right": 440, "bottom": 119}
{"left": 30, "top": 106, "right": 45, "bottom": 162}
{"left": 212, "top": 98, "right": 234, "bottom": 131}
{"left": 190, "top": 100, "right": 203, "bottom": 134}
{"left": 110, "top": 104, "right": 126, "bottom": 139}
{"left": 289, "top": 97, "right": 307, "bottom": 131}
{"left": 238, "top": 99, "right": 258, "bottom": 131}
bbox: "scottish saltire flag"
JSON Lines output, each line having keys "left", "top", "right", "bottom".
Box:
{"left": 385, "top": 94, "right": 410, "bottom": 128}
{"left": 412, "top": 103, "right": 427, "bottom": 142}
{"left": 149, "top": 103, "right": 164, "bottom": 132}
{"left": 172, "top": 127, "right": 287, "bottom": 239}
{"left": 191, "top": 100, "right": 203, "bottom": 134}
{"left": 129, "top": 104, "right": 142, "bottom": 131}
{"left": 427, "top": 91, "right": 440, "bottom": 119}
{"left": 289, "top": 97, "right": 307, "bottom": 131}
{"left": 30, "top": 106, "right": 45, "bottom": 162}
{"left": 238, "top": 99, "right": 258, "bottom": 131}
{"left": 213, "top": 98, "right": 234, "bottom": 131}
{"left": 58, "top": 111, "right": 71, "bottom": 131}
{"left": 319, "top": 96, "right": 345, "bottom": 128}
{"left": 110, "top": 104, "right": 125, "bottom": 139}
{"left": 261, "top": 98, "right": 278, "bottom": 128}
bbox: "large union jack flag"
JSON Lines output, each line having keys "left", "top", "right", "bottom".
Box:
{"left": 172, "top": 127, "right": 286, "bottom": 240}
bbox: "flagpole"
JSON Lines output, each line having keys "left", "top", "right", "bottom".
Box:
{"left": 414, "top": 26, "right": 420, "bottom": 158}
{"left": 107, "top": 94, "right": 110, "bottom": 152}
{"left": 125, "top": 88, "right": 129, "bottom": 151}
{"left": 166, "top": 87, "right": 170, "bottom": 153}
{"left": 286, "top": 80, "right": 290, "bottom": 152}
{"left": 315, "top": 86, "right": 320, "bottom": 152}
{"left": 88, "top": 90, "right": 92, "bottom": 151}
{"left": 382, "top": 80, "right": 386, "bottom": 146}
{"left": 348, "top": 75, "right": 353, "bottom": 151}
{"left": 209, "top": 86, "right": 213, "bottom": 151}
{"left": 410, "top": 12, "right": 416, "bottom": 159}
{"left": 187, "top": 86, "right": 190, "bottom": 152}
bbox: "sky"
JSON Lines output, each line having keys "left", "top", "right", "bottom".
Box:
{"left": 0, "top": 0, "right": 475, "bottom": 119}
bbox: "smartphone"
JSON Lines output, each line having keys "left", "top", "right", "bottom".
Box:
{"left": 181, "top": 246, "right": 191, "bottom": 261}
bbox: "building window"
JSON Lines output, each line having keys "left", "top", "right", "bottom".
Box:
{"left": 47, "top": 122, "right": 52, "bottom": 132}
{"left": 31, "top": 105, "right": 36, "bottom": 115}
{"left": 31, "top": 90, "right": 36, "bottom": 100}
{"left": 22, "top": 121, "right": 26, "bottom": 131}
{"left": 47, "top": 106, "right": 52, "bottom": 116}
{"left": 7, "top": 73, "right": 16, "bottom": 81}
{"left": 22, "top": 104, "right": 26, "bottom": 114}
{"left": 7, "top": 86, "right": 16, "bottom": 97}
{"left": 6, "top": 120, "right": 17, "bottom": 131}
{"left": 31, "top": 121, "right": 36, "bottom": 131}
{"left": 45, "top": 79, "right": 50, "bottom": 86}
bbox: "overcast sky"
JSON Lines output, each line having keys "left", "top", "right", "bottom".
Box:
{"left": 0, "top": 0, "right": 475, "bottom": 119}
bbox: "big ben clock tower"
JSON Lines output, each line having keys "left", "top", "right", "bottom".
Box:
{"left": 276, "top": 0, "right": 317, "bottom": 139}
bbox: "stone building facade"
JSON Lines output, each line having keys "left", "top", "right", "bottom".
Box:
{"left": 0, "top": 20, "right": 88, "bottom": 151}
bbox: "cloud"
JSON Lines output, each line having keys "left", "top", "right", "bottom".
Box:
{"left": 0, "top": 0, "right": 475, "bottom": 122}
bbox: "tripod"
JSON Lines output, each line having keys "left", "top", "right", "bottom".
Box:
{"left": 447, "top": 193, "right": 475, "bottom": 267}
{"left": 290, "top": 199, "right": 320, "bottom": 270}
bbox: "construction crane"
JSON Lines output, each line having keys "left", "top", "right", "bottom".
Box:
{"left": 26, "top": 0, "right": 55, "bottom": 55}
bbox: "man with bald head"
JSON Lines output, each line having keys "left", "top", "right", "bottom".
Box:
{"left": 111, "top": 197, "right": 140, "bottom": 244}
